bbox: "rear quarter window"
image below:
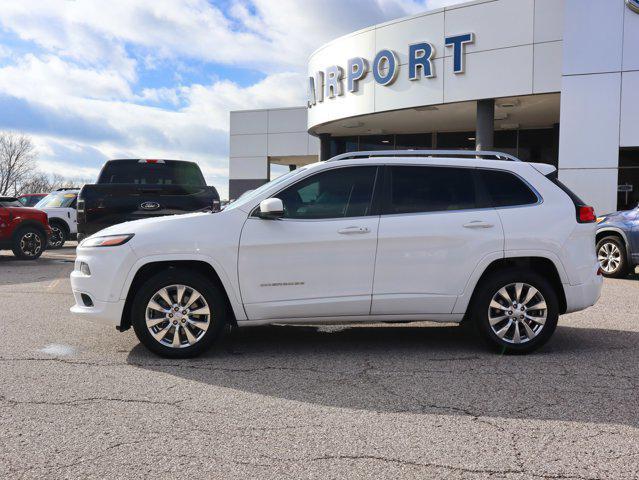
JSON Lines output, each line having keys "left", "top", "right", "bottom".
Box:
{"left": 478, "top": 169, "right": 539, "bottom": 207}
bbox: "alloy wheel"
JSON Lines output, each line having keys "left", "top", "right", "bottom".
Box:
{"left": 598, "top": 242, "right": 621, "bottom": 274}
{"left": 488, "top": 282, "right": 547, "bottom": 344}
{"left": 49, "top": 226, "right": 64, "bottom": 248}
{"left": 19, "top": 232, "right": 42, "bottom": 258}
{"left": 145, "top": 284, "right": 211, "bottom": 348}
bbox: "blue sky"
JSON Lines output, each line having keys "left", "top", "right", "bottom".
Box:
{"left": 0, "top": 0, "right": 458, "bottom": 198}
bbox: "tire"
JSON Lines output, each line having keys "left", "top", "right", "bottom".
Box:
{"left": 12, "top": 227, "right": 45, "bottom": 260}
{"left": 131, "top": 268, "right": 228, "bottom": 358}
{"left": 470, "top": 269, "right": 559, "bottom": 354}
{"left": 596, "top": 236, "right": 629, "bottom": 278}
{"left": 48, "top": 222, "right": 68, "bottom": 249}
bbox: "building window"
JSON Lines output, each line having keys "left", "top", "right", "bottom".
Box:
{"left": 436, "top": 131, "right": 475, "bottom": 150}
{"left": 358, "top": 135, "right": 396, "bottom": 150}
{"left": 328, "top": 136, "right": 358, "bottom": 157}
{"left": 618, "top": 148, "right": 639, "bottom": 211}
{"left": 395, "top": 133, "right": 432, "bottom": 149}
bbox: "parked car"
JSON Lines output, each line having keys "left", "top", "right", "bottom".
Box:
{"left": 595, "top": 205, "right": 639, "bottom": 277}
{"left": 77, "top": 159, "right": 220, "bottom": 241}
{"left": 34, "top": 188, "right": 79, "bottom": 248}
{"left": 17, "top": 193, "right": 47, "bottom": 207}
{"left": 70, "top": 150, "right": 602, "bottom": 358}
{"left": 0, "top": 197, "right": 51, "bottom": 259}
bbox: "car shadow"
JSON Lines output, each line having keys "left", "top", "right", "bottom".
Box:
{"left": 127, "top": 323, "right": 639, "bottom": 428}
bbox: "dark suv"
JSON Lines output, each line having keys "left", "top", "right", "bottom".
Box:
{"left": 596, "top": 205, "right": 639, "bottom": 277}
{"left": 0, "top": 197, "right": 51, "bottom": 259}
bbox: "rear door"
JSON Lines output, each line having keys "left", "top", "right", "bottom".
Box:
{"left": 371, "top": 165, "right": 504, "bottom": 315}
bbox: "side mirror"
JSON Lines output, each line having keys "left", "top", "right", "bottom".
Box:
{"left": 258, "top": 198, "right": 284, "bottom": 219}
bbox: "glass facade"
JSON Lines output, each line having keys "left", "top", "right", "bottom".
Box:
{"left": 327, "top": 127, "right": 559, "bottom": 166}
{"left": 618, "top": 148, "right": 639, "bottom": 211}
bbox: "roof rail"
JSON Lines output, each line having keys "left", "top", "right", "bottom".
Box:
{"left": 55, "top": 187, "right": 79, "bottom": 191}
{"left": 326, "top": 149, "right": 522, "bottom": 162}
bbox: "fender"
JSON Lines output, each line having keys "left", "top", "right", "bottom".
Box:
{"left": 452, "top": 249, "right": 570, "bottom": 315}
{"left": 119, "top": 253, "right": 247, "bottom": 321}
{"left": 597, "top": 226, "right": 629, "bottom": 245}
{"left": 12, "top": 218, "right": 46, "bottom": 235}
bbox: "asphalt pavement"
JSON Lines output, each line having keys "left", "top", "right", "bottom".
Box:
{"left": 1, "top": 244, "right": 638, "bottom": 479}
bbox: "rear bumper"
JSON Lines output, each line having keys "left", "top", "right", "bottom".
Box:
{"left": 563, "top": 274, "right": 603, "bottom": 314}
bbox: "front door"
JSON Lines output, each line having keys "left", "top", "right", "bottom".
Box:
{"left": 239, "top": 165, "right": 380, "bottom": 320}
{"left": 372, "top": 165, "right": 504, "bottom": 315}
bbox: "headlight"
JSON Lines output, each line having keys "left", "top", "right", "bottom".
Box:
{"left": 80, "top": 234, "right": 134, "bottom": 247}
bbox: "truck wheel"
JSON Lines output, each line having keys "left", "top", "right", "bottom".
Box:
{"left": 12, "top": 227, "right": 45, "bottom": 260}
{"left": 131, "top": 269, "right": 228, "bottom": 358}
{"left": 596, "top": 236, "right": 629, "bottom": 278}
{"left": 48, "top": 223, "right": 67, "bottom": 249}
{"left": 471, "top": 269, "right": 559, "bottom": 354}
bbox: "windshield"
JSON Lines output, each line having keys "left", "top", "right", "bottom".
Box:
{"left": 224, "top": 167, "right": 308, "bottom": 211}
{"left": 35, "top": 192, "right": 77, "bottom": 208}
{"left": 98, "top": 160, "right": 206, "bottom": 186}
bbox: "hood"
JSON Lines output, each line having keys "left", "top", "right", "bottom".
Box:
{"left": 87, "top": 211, "right": 211, "bottom": 238}
{"left": 9, "top": 206, "right": 47, "bottom": 218}
{"left": 599, "top": 207, "right": 638, "bottom": 224}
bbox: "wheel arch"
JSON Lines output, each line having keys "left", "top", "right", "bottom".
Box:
{"left": 118, "top": 259, "right": 241, "bottom": 332}
{"left": 12, "top": 220, "right": 47, "bottom": 239}
{"left": 48, "top": 217, "right": 70, "bottom": 234}
{"left": 462, "top": 256, "right": 567, "bottom": 317}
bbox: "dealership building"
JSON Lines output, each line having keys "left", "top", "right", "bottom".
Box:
{"left": 229, "top": 0, "right": 639, "bottom": 214}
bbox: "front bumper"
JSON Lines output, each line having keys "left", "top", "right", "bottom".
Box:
{"left": 70, "top": 294, "right": 125, "bottom": 326}
{"left": 69, "top": 243, "right": 138, "bottom": 326}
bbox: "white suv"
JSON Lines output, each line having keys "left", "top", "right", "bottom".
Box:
{"left": 70, "top": 151, "right": 602, "bottom": 357}
{"left": 35, "top": 188, "right": 79, "bottom": 248}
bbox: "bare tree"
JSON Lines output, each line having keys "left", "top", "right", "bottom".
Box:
{"left": 0, "top": 131, "right": 37, "bottom": 196}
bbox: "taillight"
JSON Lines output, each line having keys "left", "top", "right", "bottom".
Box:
{"left": 577, "top": 205, "right": 596, "bottom": 223}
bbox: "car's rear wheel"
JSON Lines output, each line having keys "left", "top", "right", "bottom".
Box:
{"left": 12, "top": 227, "right": 45, "bottom": 260}
{"left": 131, "top": 269, "right": 228, "bottom": 358}
{"left": 471, "top": 269, "right": 559, "bottom": 354}
{"left": 48, "top": 223, "right": 67, "bottom": 249}
{"left": 596, "top": 236, "right": 629, "bottom": 278}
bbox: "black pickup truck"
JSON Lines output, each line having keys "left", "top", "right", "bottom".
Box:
{"left": 77, "top": 159, "right": 220, "bottom": 240}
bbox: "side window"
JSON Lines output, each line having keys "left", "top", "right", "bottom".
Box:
{"left": 277, "top": 166, "right": 377, "bottom": 219}
{"left": 479, "top": 170, "right": 538, "bottom": 207}
{"left": 387, "top": 166, "right": 478, "bottom": 214}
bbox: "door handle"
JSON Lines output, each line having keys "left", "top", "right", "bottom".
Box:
{"left": 338, "top": 226, "right": 370, "bottom": 234}
{"left": 463, "top": 220, "right": 494, "bottom": 229}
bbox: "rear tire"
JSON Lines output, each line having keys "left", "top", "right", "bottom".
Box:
{"left": 131, "top": 269, "right": 228, "bottom": 358}
{"left": 596, "top": 236, "right": 629, "bottom": 278}
{"left": 12, "top": 227, "right": 45, "bottom": 260}
{"left": 471, "top": 269, "right": 559, "bottom": 354}
{"left": 48, "top": 222, "right": 68, "bottom": 249}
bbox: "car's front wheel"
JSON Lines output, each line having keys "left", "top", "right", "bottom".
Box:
{"left": 48, "top": 223, "right": 67, "bottom": 249}
{"left": 596, "top": 236, "right": 629, "bottom": 278}
{"left": 131, "top": 269, "right": 228, "bottom": 358}
{"left": 12, "top": 227, "right": 45, "bottom": 260}
{"left": 471, "top": 270, "right": 559, "bottom": 354}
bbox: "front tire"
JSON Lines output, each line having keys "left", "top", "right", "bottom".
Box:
{"left": 131, "top": 269, "right": 228, "bottom": 358}
{"left": 48, "top": 223, "right": 67, "bottom": 249}
{"left": 12, "top": 227, "right": 45, "bottom": 260}
{"left": 471, "top": 269, "right": 559, "bottom": 354}
{"left": 596, "top": 236, "right": 629, "bottom": 278}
